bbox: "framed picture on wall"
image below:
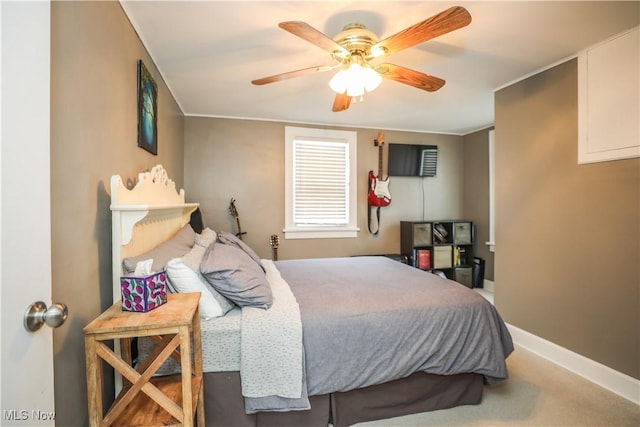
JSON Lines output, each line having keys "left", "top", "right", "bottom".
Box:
{"left": 137, "top": 59, "right": 158, "bottom": 155}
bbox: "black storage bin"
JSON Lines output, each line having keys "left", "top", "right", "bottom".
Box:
{"left": 472, "top": 257, "right": 485, "bottom": 288}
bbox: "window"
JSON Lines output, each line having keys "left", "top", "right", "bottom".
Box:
{"left": 284, "top": 126, "right": 359, "bottom": 239}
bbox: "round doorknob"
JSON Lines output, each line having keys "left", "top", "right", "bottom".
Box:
{"left": 24, "top": 301, "right": 68, "bottom": 332}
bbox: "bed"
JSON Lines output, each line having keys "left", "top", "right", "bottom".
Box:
{"left": 111, "top": 165, "right": 513, "bottom": 427}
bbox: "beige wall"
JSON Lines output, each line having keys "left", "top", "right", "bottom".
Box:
{"left": 51, "top": 2, "right": 185, "bottom": 423}
{"left": 462, "top": 127, "right": 494, "bottom": 281}
{"left": 495, "top": 59, "right": 639, "bottom": 379}
{"left": 184, "top": 117, "right": 464, "bottom": 260}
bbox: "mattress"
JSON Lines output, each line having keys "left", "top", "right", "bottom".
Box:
{"left": 140, "top": 255, "right": 513, "bottom": 410}
{"left": 276, "top": 256, "right": 513, "bottom": 395}
{"left": 138, "top": 306, "right": 242, "bottom": 375}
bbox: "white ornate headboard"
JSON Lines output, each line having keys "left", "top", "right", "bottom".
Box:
{"left": 110, "top": 165, "right": 198, "bottom": 304}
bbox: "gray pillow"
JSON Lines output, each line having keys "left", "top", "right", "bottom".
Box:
{"left": 217, "top": 231, "right": 265, "bottom": 272}
{"left": 122, "top": 224, "right": 196, "bottom": 274}
{"left": 200, "top": 241, "right": 272, "bottom": 309}
{"left": 180, "top": 228, "right": 235, "bottom": 316}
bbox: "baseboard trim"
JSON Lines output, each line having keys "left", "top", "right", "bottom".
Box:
{"left": 506, "top": 323, "right": 640, "bottom": 405}
{"left": 483, "top": 279, "right": 494, "bottom": 292}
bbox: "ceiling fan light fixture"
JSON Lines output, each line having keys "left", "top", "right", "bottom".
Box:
{"left": 346, "top": 84, "right": 365, "bottom": 98}
{"left": 328, "top": 69, "right": 349, "bottom": 94}
{"left": 362, "top": 65, "right": 382, "bottom": 92}
{"left": 329, "top": 62, "right": 381, "bottom": 97}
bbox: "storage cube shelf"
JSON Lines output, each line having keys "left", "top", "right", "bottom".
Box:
{"left": 453, "top": 222, "right": 472, "bottom": 245}
{"left": 401, "top": 220, "right": 475, "bottom": 288}
{"left": 411, "top": 223, "right": 432, "bottom": 246}
{"left": 433, "top": 246, "right": 453, "bottom": 269}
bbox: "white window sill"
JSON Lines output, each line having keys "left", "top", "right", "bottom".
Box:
{"left": 486, "top": 241, "right": 495, "bottom": 253}
{"left": 284, "top": 227, "right": 360, "bottom": 240}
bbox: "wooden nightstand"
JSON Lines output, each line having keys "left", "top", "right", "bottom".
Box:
{"left": 84, "top": 293, "right": 204, "bottom": 427}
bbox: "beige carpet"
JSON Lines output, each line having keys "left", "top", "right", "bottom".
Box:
{"left": 355, "top": 346, "right": 640, "bottom": 427}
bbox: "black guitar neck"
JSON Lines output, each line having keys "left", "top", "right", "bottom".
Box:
{"left": 270, "top": 234, "right": 280, "bottom": 261}
{"left": 374, "top": 131, "right": 385, "bottom": 178}
{"left": 229, "top": 198, "right": 247, "bottom": 240}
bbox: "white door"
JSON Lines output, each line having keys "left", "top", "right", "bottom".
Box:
{"left": 1, "top": 2, "right": 56, "bottom": 426}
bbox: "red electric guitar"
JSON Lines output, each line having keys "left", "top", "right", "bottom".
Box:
{"left": 368, "top": 132, "right": 391, "bottom": 207}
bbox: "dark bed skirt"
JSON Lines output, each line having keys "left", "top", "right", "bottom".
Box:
{"left": 203, "top": 371, "right": 483, "bottom": 427}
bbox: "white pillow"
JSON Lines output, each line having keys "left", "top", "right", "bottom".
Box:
{"left": 183, "top": 227, "right": 217, "bottom": 271}
{"left": 183, "top": 243, "right": 207, "bottom": 271}
{"left": 166, "top": 258, "right": 233, "bottom": 319}
{"left": 195, "top": 227, "right": 217, "bottom": 248}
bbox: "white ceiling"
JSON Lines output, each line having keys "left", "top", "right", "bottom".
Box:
{"left": 121, "top": 1, "right": 639, "bottom": 135}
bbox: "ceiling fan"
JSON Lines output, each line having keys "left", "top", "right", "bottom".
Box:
{"left": 251, "top": 6, "right": 472, "bottom": 112}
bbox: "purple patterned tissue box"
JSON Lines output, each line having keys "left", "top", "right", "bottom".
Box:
{"left": 120, "top": 271, "right": 167, "bottom": 312}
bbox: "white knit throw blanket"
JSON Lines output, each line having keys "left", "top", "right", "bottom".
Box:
{"left": 240, "top": 260, "right": 303, "bottom": 399}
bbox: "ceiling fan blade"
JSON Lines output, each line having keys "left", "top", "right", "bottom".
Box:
{"left": 370, "top": 6, "right": 471, "bottom": 58}
{"left": 252, "top": 65, "right": 335, "bottom": 85}
{"left": 376, "top": 63, "right": 445, "bottom": 92}
{"left": 279, "top": 21, "right": 349, "bottom": 57}
{"left": 332, "top": 92, "right": 352, "bottom": 112}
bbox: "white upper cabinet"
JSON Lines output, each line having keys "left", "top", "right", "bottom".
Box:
{"left": 578, "top": 26, "right": 639, "bottom": 164}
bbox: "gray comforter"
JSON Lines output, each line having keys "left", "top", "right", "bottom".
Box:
{"left": 275, "top": 256, "right": 514, "bottom": 396}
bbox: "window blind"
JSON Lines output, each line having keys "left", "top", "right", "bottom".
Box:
{"left": 293, "top": 139, "right": 349, "bottom": 226}
{"left": 419, "top": 146, "right": 438, "bottom": 177}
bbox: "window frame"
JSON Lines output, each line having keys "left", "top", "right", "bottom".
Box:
{"left": 487, "top": 129, "right": 495, "bottom": 252}
{"left": 284, "top": 126, "right": 359, "bottom": 239}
